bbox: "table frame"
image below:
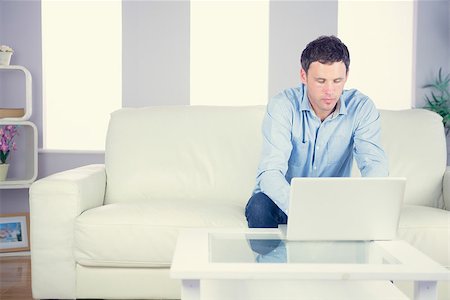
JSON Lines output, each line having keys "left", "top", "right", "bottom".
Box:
{"left": 171, "top": 228, "right": 449, "bottom": 300}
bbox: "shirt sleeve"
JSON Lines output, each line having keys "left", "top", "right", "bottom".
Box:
{"left": 353, "top": 99, "right": 389, "bottom": 177}
{"left": 255, "top": 93, "right": 294, "bottom": 215}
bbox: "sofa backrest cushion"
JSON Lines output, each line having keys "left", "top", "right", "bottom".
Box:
{"left": 105, "top": 106, "right": 446, "bottom": 208}
{"left": 379, "top": 109, "right": 446, "bottom": 207}
{"left": 105, "top": 106, "right": 265, "bottom": 206}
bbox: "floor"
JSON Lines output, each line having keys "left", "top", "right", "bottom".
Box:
{"left": 0, "top": 255, "right": 33, "bottom": 299}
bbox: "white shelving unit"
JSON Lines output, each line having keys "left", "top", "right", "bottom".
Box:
{"left": 0, "top": 65, "right": 38, "bottom": 189}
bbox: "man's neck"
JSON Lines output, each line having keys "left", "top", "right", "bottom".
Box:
{"left": 311, "top": 103, "right": 338, "bottom": 122}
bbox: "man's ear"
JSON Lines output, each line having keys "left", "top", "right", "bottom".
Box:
{"left": 300, "top": 68, "right": 307, "bottom": 84}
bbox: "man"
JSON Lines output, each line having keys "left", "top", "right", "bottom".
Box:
{"left": 246, "top": 35, "right": 388, "bottom": 228}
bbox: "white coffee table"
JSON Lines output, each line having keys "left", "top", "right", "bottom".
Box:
{"left": 170, "top": 228, "right": 449, "bottom": 300}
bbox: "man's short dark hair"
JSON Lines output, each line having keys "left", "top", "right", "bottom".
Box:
{"left": 300, "top": 35, "right": 350, "bottom": 73}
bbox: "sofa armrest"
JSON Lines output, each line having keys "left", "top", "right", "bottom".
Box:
{"left": 443, "top": 166, "right": 450, "bottom": 211}
{"left": 29, "top": 164, "right": 106, "bottom": 299}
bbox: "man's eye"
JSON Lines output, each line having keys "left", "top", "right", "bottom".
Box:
{"left": 317, "top": 80, "right": 325, "bottom": 84}
{"left": 334, "top": 79, "right": 342, "bottom": 83}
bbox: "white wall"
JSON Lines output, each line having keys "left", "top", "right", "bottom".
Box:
{"left": 414, "top": 0, "right": 450, "bottom": 108}
{"left": 0, "top": 0, "right": 449, "bottom": 214}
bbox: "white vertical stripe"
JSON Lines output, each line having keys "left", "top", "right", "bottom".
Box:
{"left": 190, "top": 0, "right": 269, "bottom": 106}
{"left": 42, "top": 1, "right": 122, "bottom": 150}
{"left": 338, "top": 0, "right": 414, "bottom": 110}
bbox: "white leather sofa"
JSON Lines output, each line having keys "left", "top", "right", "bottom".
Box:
{"left": 29, "top": 106, "right": 450, "bottom": 299}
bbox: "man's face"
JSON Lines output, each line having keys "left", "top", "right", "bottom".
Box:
{"left": 300, "top": 61, "right": 348, "bottom": 121}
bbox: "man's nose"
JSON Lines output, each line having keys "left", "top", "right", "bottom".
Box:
{"left": 323, "top": 82, "right": 334, "bottom": 95}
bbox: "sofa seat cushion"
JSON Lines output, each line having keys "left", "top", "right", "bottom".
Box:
{"left": 74, "top": 200, "right": 247, "bottom": 268}
{"left": 398, "top": 205, "right": 450, "bottom": 267}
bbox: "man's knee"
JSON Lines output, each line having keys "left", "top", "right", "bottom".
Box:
{"left": 245, "top": 192, "right": 279, "bottom": 228}
{"left": 246, "top": 193, "right": 272, "bottom": 216}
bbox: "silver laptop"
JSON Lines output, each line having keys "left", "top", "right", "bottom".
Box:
{"left": 286, "top": 177, "right": 406, "bottom": 241}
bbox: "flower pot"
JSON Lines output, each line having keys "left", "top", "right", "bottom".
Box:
{"left": 0, "top": 52, "right": 13, "bottom": 66}
{"left": 0, "top": 164, "right": 9, "bottom": 181}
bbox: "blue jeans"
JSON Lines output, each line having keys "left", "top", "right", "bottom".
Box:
{"left": 245, "top": 192, "right": 288, "bottom": 228}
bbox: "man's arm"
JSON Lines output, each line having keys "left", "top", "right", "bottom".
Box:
{"left": 353, "top": 99, "right": 389, "bottom": 177}
{"left": 256, "top": 93, "right": 295, "bottom": 214}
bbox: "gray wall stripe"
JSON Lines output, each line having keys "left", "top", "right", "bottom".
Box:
{"left": 268, "top": 0, "right": 338, "bottom": 97}
{"left": 122, "top": 1, "right": 190, "bottom": 107}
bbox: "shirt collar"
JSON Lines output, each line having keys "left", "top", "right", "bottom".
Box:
{"left": 300, "top": 85, "right": 313, "bottom": 112}
{"left": 337, "top": 94, "right": 348, "bottom": 116}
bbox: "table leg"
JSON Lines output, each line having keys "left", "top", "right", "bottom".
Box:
{"left": 414, "top": 281, "right": 437, "bottom": 300}
{"left": 181, "top": 279, "right": 200, "bottom": 300}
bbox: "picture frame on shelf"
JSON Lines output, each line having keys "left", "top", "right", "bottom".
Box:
{"left": 0, "top": 213, "right": 30, "bottom": 253}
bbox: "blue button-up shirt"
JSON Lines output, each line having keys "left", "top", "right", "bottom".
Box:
{"left": 253, "top": 84, "right": 388, "bottom": 215}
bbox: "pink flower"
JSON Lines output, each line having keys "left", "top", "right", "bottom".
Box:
{"left": 0, "top": 125, "right": 18, "bottom": 164}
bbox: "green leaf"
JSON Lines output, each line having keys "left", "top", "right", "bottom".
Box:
{"left": 0, "top": 151, "right": 6, "bottom": 164}
{"left": 422, "top": 68, "right": 450, "bottom": 131}
{"left": 422, "top": 84, "right": 436, "bottom": 89}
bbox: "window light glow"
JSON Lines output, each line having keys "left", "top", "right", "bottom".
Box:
{"left": 42, "top": 1, "right": 122, "bottom": 150}
{"left": 190, "top": 0, "right": 269, "bottom": 106}
{"left": 338, "top": 0, "right": 414, "bottom": 110}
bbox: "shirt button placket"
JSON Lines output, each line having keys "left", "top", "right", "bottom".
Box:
{"left": 314, "top": 123, "right": 325, "bottom": 175}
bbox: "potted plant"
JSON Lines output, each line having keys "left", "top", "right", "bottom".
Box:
{"left": 0, "top": 45, "right": 14, "bottom": 66}
{"left": 0, "top": 125, "right": 18, "bottom": 181}
{"left": 423, "top": 68, "right": 450, "bottom": 136}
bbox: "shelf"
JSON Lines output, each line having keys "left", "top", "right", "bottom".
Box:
{"left": 0, "top": 251, "right": 30, "bottom": 257}
{"left": 0, "top": 65, "right": 32, "bottom": 121}
{"left": 0, "top": 182, "right": 32, "bottom": 189}
{"left": 0, "top": 65, "right": 37, "bottom": 191}
{"left": 0, "top": 108, "right": 25, "bottom": 118}
{"left": 0, "top": 121, "right": 38, "bottom": 189}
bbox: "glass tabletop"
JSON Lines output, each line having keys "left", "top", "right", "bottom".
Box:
{"left": 209, "top": 232, "right": 400, "bottom": 265}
